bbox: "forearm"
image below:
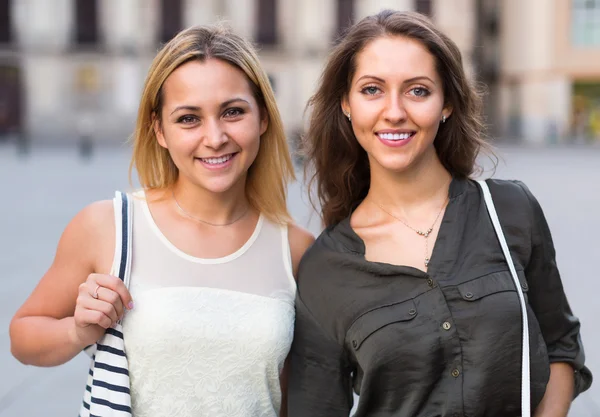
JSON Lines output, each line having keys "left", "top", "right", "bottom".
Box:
{"left": 533, "top": 362, "right": 575, "bottom": 417}
{"left": 9, "top": 316, "right": 86, "bottom": 367}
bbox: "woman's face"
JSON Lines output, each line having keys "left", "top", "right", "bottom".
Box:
{"left": 155, "top": 58, "right": 267, "bottom": 194}
{"left": 342, "top": 35, "right": 452, "bottom": 175}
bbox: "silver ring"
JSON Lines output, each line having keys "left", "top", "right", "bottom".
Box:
{"left": 92, "top": 284, "right": 101, "bottom": 299}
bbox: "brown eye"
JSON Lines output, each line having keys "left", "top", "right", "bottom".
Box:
{"left": 178, "top": 115, "right": 198, "bottom": 124}
{"left": 223, "top": 108, "right": 244, "bottom": 118}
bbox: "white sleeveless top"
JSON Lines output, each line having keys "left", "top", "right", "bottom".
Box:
{"left": 121, "top": 192, "right": 296, "bottom": 417}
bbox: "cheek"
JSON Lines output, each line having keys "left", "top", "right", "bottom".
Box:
{"left": 162, "top": 126, "right": 198, "bottom": 153}
{"left": 227, "top": 121, "right": 261, "bottom": 148}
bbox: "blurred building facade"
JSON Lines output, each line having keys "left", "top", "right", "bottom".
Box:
{"left": 0, "top": 0, "right": 598, "bottom": 145}
{"left": 497, "top": 0, "right": 600, "bottom": 143}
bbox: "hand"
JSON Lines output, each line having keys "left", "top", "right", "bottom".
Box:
{"left": 71, "top": 273, "right": 133, "bottom": 348}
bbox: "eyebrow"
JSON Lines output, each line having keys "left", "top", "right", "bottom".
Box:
{"left": 356, "top": 75, "right": 436, "bottom": 85}
{"left": 169, "top": 98, "right": 251, "bottom": 116}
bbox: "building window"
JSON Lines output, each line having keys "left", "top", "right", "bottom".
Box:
{"left": 256, "top": 0, "right": 278, "bottom": 46}
{"left": 415, "top": 0, "right": 432, "bottom": 16}
{"left": 0, "top": 0, "right": 10, "bottom": 43}
{"left": 572, "top": 0, "right": 600, "bottom": 46}
{"left": 336, "top": 0, "right": 354, "bottom": 38}
{"left": 75, "top": 0, "right": 99, "bottom": 45}
{"left": 160, "top": 0, "right": 182, "bottom": 44}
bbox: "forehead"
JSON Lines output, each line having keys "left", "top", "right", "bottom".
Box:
{"left": 353, "top": 35, "right": 439, "bottom": 83}
{"left": 161, "top": 58, "right": 255, "bottom": 106}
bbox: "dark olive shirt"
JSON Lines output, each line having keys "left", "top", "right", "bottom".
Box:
{"left": 288, "top": 178, "right": 592, "bottom": 417}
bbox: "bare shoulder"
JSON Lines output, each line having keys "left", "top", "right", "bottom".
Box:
{"left": 57, "top": 199, "right": 115, "bottom": 274}
{"left": 287, "top": 223, "right": 316, "bottom": 279}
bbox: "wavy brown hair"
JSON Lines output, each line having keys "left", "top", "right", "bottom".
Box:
{"left": 303, "top": 10, "right": 490, "bottom": 227}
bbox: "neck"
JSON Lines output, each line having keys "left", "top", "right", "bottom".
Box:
{"left": 365, "top": 148, "right": 452, "bottom": 214}
{"left": 171, "top": 176, "right": 250, "bottom": 225}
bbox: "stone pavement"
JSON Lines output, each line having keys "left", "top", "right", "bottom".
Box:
{"left": 0, "top": 143, "right": 598, "bottom": 416}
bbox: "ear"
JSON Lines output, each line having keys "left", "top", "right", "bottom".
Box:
{"left": 153, "top": 113, "right": 168, "bottom": 149}
{"left": 259, "top": 107, "right": 269, "bottom": 136}
{"left": 442, "top": 104, "right": 453, "bottom": 120}
{"left": 341, "top": 95, "right": 350, "bottom": 117}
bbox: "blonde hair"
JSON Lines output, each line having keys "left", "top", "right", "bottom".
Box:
{"left": 130, "top": 24, "right": 294, "bottom": 223}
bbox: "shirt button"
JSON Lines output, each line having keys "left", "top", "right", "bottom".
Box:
{"left": 352, "top": 340, "right": 358, "bottom": 349}
{"left": 442, "top": 321, "right": 452, "bottom": 330}
{"left": 408, "top": 309, "right": 417, "bottom": 316}
{"left": 426, "top": 278, "right": 434, "bottom": 287}
{"left": 451, "top": 369, "right": 460, "bottom": 378}
{"left": 464, "top": 292, "right": 474, "bottom": 299}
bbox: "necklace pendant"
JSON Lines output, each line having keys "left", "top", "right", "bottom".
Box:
{"left": 425, "top": 257, "right": 430, "bottom": 267}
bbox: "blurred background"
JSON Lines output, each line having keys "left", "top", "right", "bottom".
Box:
{"left": 0, "top": 0, "right": 599, "bottom": 146}
{"left": 0, "top": 0, "right": 599, "bottom": 416}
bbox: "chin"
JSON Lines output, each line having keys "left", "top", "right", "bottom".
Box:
{"left": 198, "top": 176, "right": 244, "bottom": 194}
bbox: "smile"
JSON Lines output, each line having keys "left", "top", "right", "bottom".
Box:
{"left": 198, "top": 153, "right": 235, "bottom": 165}
{"left": 376, "top": 132, "right": 415, "bottom": 141}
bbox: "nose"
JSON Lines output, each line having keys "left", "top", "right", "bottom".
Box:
{"left": 383, "top": 94, "right": 407, "bottom": 124}
{"left": 202, "top": 118, "right": 228, "bottom": 149}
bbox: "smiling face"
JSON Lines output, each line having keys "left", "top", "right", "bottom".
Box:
{"left": 155, "top": 58, "right": 267, "bottom": 194}
{"left": 342, "top": 35, "right": 452, "bottom": 176}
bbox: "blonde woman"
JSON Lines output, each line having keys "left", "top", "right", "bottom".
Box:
{"left": 10, "top": 25, "right": 314, "bottom": 417}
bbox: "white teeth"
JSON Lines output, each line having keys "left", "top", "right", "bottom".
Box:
{"left": 200, "top": 154, "right": 233, "bottom": 164}
{"left": 378, "top": 133, "right": 413, "bottom": 141}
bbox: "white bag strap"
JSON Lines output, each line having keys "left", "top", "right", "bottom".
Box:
{"left": 477, "top": 180, "right": 530, "bottom": 417}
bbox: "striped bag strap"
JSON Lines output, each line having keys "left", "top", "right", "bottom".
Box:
{"left": 79, "top": 191, "right": 133, "bottom": 417}
{"left": 477, "top": 180, "right": 531, "bottom": 417}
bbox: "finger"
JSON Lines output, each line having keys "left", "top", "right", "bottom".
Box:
{"left": 88, "top": 273, "right": 134, "bottom": 310}
{"left": 75, "top": 307, "right": 113, "bottom": 329}
{"left": 78, "top": 296, "right": 119, "bottom": 325}
{"left": 96, "top": 287, "right": 125, "bottom": 319}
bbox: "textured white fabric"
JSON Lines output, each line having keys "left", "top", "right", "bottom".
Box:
{"left": 121, "top": 191, "right": 296, "bottom": 417}
{"left": 478, "top": 180, "right": 531, "bottom": 417}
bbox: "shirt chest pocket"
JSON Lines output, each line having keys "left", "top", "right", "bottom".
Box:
{"left": 457, "top": 269, "right": 528, "bottom": 302}
{"left": 347, "top": 299, "right": 419, "bottom": 351}
{"left": 345, "top": 298, "right": 443, "bottom": 380}
{"left": 456, "top": 269, "right": 529, "bottom": 339}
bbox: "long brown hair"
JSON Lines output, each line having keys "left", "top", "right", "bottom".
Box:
{"left": 303, "top": 10, "right": 489, "bottom": 227}
{"left": 130, "top": 24, "right": 295, "bottom": 223}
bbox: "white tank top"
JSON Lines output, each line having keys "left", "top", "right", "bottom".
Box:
{"left": 121, "top": 191, "right": 296, "bottom": 417}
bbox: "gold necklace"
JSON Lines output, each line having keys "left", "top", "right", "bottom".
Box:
{"left": 172, "top": 190, "right": 249, "bottom": 227}
{"left": 374, "top": 198, "right": 448, "bottom": 267}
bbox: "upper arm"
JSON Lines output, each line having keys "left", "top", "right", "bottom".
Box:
{"left": 288, "top": 294, "right": 353, "bottom": 416}
{"left": 287, "top": 223, "right": 315, "bottom": 279}
{"left": 12, "top": 200, "right": 115, "bottom": 321}
{"left": 514, "top": 181, "right": 592, "bottom": 396}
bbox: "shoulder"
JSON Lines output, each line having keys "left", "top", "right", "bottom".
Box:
{"left": 482, "top": 178, "right": 542, "bottom": 216}
{"left": 68, "top": 199, "right": 114, "bottom": 237}
{"left": 56, "top": 199, "right": 115, "bottom": 271}
{"left": 287, "top": 223, "right": 316, "bottom": 279}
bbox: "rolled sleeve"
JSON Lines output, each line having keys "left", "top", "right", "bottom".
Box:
{"left": 288, "top": 294, "right": 353, "bottom": 417}
{"left": 517, "top": 181, "right": 593, "bottom": 397}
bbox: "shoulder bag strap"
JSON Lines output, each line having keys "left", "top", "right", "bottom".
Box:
{"left": 80, "top": 191, "right": 133, "bottom": 417}
{"left": 477, "top": 179, "right": 530, "bottom": 417}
